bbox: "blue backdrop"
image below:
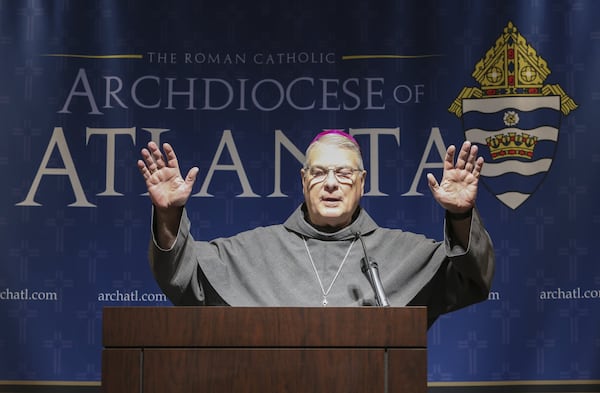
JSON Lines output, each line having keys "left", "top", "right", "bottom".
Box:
{"left": 1, "top": 0, "right": 599, "bottom": 389}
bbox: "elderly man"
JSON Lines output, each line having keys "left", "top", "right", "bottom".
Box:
{"left": 138, "top": 130, "right": 494, "bottom": 327}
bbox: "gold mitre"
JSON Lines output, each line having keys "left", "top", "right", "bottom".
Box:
{"left": 449, "top": 21, "right": 577, "bottom": 117}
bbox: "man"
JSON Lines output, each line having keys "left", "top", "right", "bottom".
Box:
{"left": 138, "top": 130, "right": 494, "bottom": 327}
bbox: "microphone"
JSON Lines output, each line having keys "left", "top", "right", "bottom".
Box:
{"left": 355, "top": 233, "right": 390, "bottom": 307}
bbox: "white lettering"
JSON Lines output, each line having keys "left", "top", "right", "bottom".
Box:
{"left": 15, "top": 127, "right": 456, "bottom": 207}
{"left": 193, "top": 130, "right": 259, "bottom": 197}
{"left": 286, "top": 78, "right": 315, "bottom": 110}
{"left": 351, "top": 128, "right": 400, "bottom": 196}
{"left": 402, "top": 127, "right": 447, "bottom": 196}
{"left": 202, "top": 78, "right": 234, "bottom": 110}
{"left": 16, "top": 127, "right": 95, "bottom": 207}
{"left": 131, "top": 76, "right": 161, "bottom": 109}
{"left": 268, "top": 130, "right": 306, "bottom": 197}
{"left": 365, "top": 78, "right": 385, "bottom": 110}
{"left": 251, "top": 79, "right": 285, "bottom": 112}
{"left": 342, "top": 78, "right": 361, "bottom": 110}
{"left": 59, "top": 71, "right": 419, "bottom": 113}
{"left": 86, "top": 127, "right": 136, "bottom": 196}
{"left": 166, "top": 78, "right": 197, "bottom": 110}
{"left": 103, "top": 76, "right": 128, "bottom": 109}
{"left": 58, "top": 68, "right": 102, "bottom": 115}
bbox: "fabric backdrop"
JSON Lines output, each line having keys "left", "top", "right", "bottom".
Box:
{"left": 1, "top": 0, "right": 598, "bottom": 389}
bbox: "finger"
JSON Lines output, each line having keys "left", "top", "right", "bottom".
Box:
{"left": 137, "top": 159, "right": 153, "bottom": 180}
{"left": 163, "top": 143, "right": 179, "bottom": 169}
{"left": 472, "top": 157, "right": 484, "bottom": 178}
{"left": 465, "top": 161, "right": 473, "bottom": 172}
{"left": 454, "top": 141, "right": 471, "bottom": 170}
{"left": 426, "top": 173, "right": 439, "bottom": 191}
{"left": 444, "top": 145, "right": 457, "bottom": 171}
{"left": 185, "top": 167, "right": 200, "bottom": 186}
{"left": 140, "top": 147, "right": 158, "bottom": 173}
{"left": 465, "top": 149, "right": 475, "bottom": 172}
{"left": 464, "top": 143, "right": 480, "bottom": 173}
{"left": 147, "top": 140, "right": 159, "bottom": 151}
{"left": 467, "top": 142, "right": 478, "bottom": 164}
{"left": 151, "top": 145, "right": 166, "bottom": 170}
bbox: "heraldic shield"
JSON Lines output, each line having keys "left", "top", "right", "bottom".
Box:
{"left": 449, "top": 21, "right": 577, "bottom": 210}
{"left": 462, "top": 96, "right": 561, "bottom": 210}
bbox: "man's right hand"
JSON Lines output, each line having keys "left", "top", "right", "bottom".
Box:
{"left": 138, "top": 142, "right": 199, "bottom": 247}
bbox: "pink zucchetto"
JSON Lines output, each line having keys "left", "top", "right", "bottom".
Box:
{"left": 310, "top": 129, "right": 360, "bottom": 147}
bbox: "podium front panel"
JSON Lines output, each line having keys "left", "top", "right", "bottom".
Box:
{"left": 388, "top": 348, "right": 427, "bottom": 393}
{"left": 143, "top": 348, "right": 384, "bottom": 393}
{"left": 101, "top": 307, "right": 427, "bottom": 393}
{"left": 102, "top": 306, "right": 427, "bottom": 348}
{"left": 101, "top": 349, "right": 141, "bottom": 393}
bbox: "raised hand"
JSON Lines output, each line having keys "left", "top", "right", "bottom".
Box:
{"left": 426, "top": 141, "right": 483, "bottom": 214}
{"left": 137, "top": 142, "right": 199, "bottom": 211}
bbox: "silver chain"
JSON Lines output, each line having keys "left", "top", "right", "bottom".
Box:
{"left": 302, "top": 236, "right": 356, "bottom": 306}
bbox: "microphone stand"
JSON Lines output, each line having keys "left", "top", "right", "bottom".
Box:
{"left": 356, "top": 233, "right": 390, "bottom": 307}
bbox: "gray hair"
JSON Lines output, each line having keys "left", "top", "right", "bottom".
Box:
{"left": 304, "top": 133, "right": 364, "bottom": 170}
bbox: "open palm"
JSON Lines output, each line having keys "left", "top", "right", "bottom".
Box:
{"left": 427, "top": 142, "right": 483, "bottom": 214}
{"left": 137, "top": 142, "right": 199, "bottom": 210}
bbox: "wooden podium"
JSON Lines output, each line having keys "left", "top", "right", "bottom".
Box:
{"left": 101, "top": 306, "right": 427, "bottom": 393}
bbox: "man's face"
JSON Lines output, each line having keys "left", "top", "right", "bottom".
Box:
{"left": 301, "top": 143, "right": 365, "bottom": 230}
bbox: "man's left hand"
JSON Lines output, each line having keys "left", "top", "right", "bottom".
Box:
{"left": 426, "top": 141, "right": 484, "bottom": 214}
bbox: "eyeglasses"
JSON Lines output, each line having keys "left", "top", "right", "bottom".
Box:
{"left": 305, "top": 166, "right": 363, "bottom": 185}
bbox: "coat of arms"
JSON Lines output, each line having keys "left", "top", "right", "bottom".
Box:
{"left": 449, "top": 22, "right": 577, "bottom": 209}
